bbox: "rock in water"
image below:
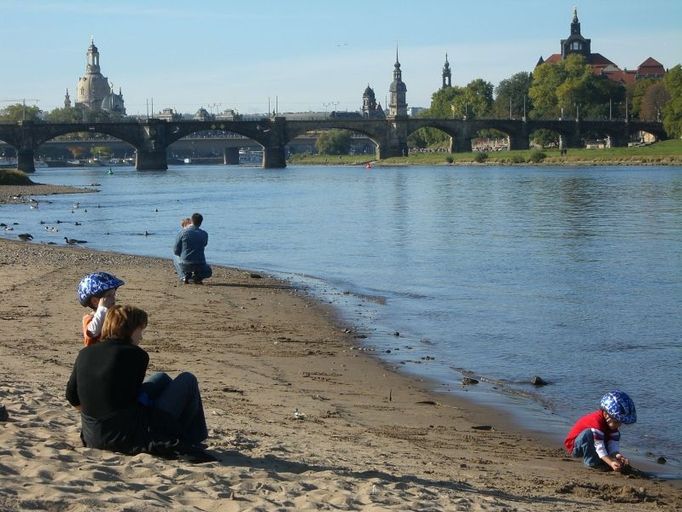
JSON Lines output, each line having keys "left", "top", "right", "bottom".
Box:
{"left": 531, "top": 375, "right": 548, "bottom": 386}
{"left": 462, "top": 377, "right": 479, "bottom": 385}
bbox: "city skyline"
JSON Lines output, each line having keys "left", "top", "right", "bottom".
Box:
{"left": 2, "top": 0, "right": 681, "bottom": 116}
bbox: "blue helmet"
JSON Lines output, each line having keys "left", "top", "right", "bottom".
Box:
{"left": 600, "top": 390, "right": 637, "bottom": 425}
{"left": 77, "top": 272, "right": 124, "bottom": 307}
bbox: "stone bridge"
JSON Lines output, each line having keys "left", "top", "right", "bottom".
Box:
{"left": 0, "top": 117, "right": 667, "bottom": 172}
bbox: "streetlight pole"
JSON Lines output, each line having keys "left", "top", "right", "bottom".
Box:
{"left": 609, "top": 98, "right": 612, "bottom": 121}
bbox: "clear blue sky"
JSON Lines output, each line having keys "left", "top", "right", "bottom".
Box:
{"left": 2, "top": 0, "right": 680, "bottom": 115}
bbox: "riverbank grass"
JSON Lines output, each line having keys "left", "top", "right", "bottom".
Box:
{"left": 288, "top": 139, "right": 682, "bottom": 166}
{"left": 0, "top": 169, "right": 34, "bottom": 185}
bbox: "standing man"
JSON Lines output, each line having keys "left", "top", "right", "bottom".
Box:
{"left": 173, "top": 212, "right": 212, "bottom": 284}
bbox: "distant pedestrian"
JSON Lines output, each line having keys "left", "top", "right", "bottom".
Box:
{"left": 173, "top": 212, "right": 212, "bottom": 284}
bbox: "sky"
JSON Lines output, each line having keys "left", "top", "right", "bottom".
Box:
{"left": 2, "top": 0, "right": 681, "bottom": 116}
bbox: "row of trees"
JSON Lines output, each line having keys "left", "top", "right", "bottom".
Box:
{"left": 0, "top": 104, "right": 128, "bottom": 123}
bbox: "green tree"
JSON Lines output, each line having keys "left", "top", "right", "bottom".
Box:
{"left": 492, "top": 72, "right": 533, "bottom": 118}
{"left": 91, "top": 146, "right": 113, "bottom": 159}
{"left": 528, "top": 59, "right": 566, "bottom": 118}
{"left": 626, "top": 78, "right": 657, "bottom": 119}
{"left": 46, "top": 107, "right": 83, "bottom": 123}
{"left": 0, "top": 103, "right": 42, "bottom": 122}
{"left": 529, "top": 54, "right": 625, "bottom": 119}
{"left": 640, "top": 82, "right": 671, "bottom": 121}
{"left": 451, "top": 79, "right": 494, "bottom": 119}
{"left": 316, "top": 129, "right": 352, "bottom": 155}
{"left": 662, "top": 65, "right": 682, "bottom": 138}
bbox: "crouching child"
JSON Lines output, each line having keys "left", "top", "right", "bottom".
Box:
{"left": 564, "top": 390, "right": 637, "bottom": 472}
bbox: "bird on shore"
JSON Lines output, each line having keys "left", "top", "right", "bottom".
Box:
{"left": 17, "top": 233, "right": 33, "bottom": 241}
{"left": 64, "top": 237, "right": 87, "bottom": 245}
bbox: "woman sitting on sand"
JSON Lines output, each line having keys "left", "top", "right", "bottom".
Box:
{"left": 66, "top": 305, "right": 208, "bottom": 456}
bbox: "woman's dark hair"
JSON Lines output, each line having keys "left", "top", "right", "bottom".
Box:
{"left": 101, "top": 305, "right": 148, "bottom": 341}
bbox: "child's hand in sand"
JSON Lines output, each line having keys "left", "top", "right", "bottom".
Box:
{"left": 615, "top": 453, "right": 629, "bottom": 467}
{"left": 606, "top": 457, "right": 623, "bottom": 471}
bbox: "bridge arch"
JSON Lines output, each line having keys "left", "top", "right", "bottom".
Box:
{"left": 285, "top": 123, "right": 380, "bottom": 158}
{"left": 282, "top": 119, "right": 383, "bottom": 159}
{"left": 166, "top": 127, "right": 261, "bottom": 165}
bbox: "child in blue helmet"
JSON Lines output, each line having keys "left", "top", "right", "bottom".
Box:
{"left": 564, "top": 390, "right": 637, "bottom": 471}
{"left": 76, "top": 272, "right": 171, "bottom": 406}
{"left": 77, "top": 272, "right": 125, "bottom": 346}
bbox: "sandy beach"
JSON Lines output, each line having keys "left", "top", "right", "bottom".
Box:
{"left": 0, "top": 235, "right": 680, "bottom": 511}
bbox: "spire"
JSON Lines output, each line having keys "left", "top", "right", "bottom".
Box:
{"left": 64, "top": 88, "right": 71, "bottom": 108}
{"left": 393, "top": 44, "right": 402, "bottom": 82}
{"left": 570, "top": 6, "right": 581, "bottom": 35}
{"left": 442, "top": 52, "right": 452, "bottom": 88}
{"left": 389, "top": 46, "right": 407, "bottom": 117}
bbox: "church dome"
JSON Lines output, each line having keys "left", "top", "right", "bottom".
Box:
{"left": 389, "top": 80, "right": 407, "bottom": 93}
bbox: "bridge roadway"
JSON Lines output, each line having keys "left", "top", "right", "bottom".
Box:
{"left": 0, "top": 117, "right": 667, "bottom": 172}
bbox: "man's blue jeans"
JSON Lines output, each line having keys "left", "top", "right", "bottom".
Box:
{"left": 572, "top": 429, "right": 604, "bottom": 467}
{"left": 173, "top": 256, "right": 212, "bottom": 282}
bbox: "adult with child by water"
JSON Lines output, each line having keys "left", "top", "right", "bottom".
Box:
{"left": 173, "top": 212, "right": 212, "bottom": 284}
{"left": 66, "top": 304, "right": 211, "bottom": 460}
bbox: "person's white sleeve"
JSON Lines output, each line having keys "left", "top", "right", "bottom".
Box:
{"left": 87, "top": 305, "right": 108, "bottom": 337}
{"left": 591, "top": 428, "right": 608, "bottom": 458}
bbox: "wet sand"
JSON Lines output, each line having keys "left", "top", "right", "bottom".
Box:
{"left": 0, "top": 237, "right": 679, "bottom": 511}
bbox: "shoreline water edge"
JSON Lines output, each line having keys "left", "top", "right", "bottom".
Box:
{"left": 0, "top": 233, "right": 681, "bottom": 510}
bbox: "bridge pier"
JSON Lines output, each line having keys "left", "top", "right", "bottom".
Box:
{"left": 508, "top": 135, "right": 529, "bottom": 151}
{"left": 17, "top": 148, "right": 36, "bottom": 173}
{"left": 223, "top": 147, "right": 240, "bottom": 165}
{"left": 559, "top": 133, "right": 583, "bottom": 150}
{"left": 376, "top": 142, "right": 408, "bottom": 159}
{"left": 606, "top": 134, "right": 628, "bottom": 148}
{"left": 449, "top": 137, "right": 472, "bottom": 153}
{"left": 262, "top": 146, "right": 286, "bottom": 168}
{"left": 135, "top": 149, "right": 168, "bottom": 171}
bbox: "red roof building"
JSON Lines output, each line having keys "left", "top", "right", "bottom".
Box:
{"left": 537, "top": 10, "right": 666, "bottom": 83}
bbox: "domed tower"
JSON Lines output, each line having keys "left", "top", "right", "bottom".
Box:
{"left": 76, "top": 38, "right": 113, "bottom": 110}
{"left": 362, "top": 85, "right": 386, "bottom": 119}
{"left": 560, "top": 8, "right": 591, "bottom": 59}
{"left": 388, "top": 47, "right": 407, "bottom": 118}
{"left": 442, "top": 53, "right": 452, "bottom": 88}
{"left": 362, "top": 84, "right": 377, "bottom": 116}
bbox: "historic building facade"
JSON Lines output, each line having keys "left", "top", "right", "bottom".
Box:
{"left": 537, "top": 9, "right": 666, "bottom": 85}
{"left": 74, "top": 39, "right": 126, "bottom": 114}
{"left": 361, "top": 85, "right": 385, "bottom": 118}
